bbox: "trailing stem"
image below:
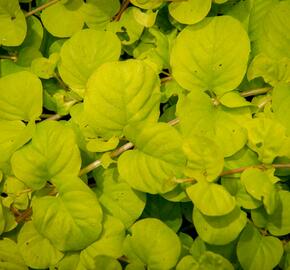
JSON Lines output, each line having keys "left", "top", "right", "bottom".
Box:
{"left": 114, "top": 0, "right": 130, "bottom": 21}
{"left": 25, "top": 0, "right": 59, "bottom": 17}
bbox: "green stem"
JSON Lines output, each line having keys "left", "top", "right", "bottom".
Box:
{"left": 240, "top": 87, "right": 272, "bottom": 97}
{"left": 0, "top": 54, "right": 17, "bottom": 62}
{"left": 25, "top": 0, "right": 59, "bottom": 17}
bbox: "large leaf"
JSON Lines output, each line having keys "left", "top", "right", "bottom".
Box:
{"left": 124, "top": 218, "right": 181, "bottom": 269}
{"left": 193, "top": 206, "right": 247, "bottom": 245}
{"left": 259, "top": 1, "right": 290, "bottom": 59}
{"left": 176, "top": 90, "right": 249, "bottom": 157}
{"left": 168, "top": 0, "right": 211, "bottom": 25}
{"left": 118, "top": 122, "right": 186, "bottom": 194}
{"left": 0, "top": 71, "right": 42, "bottom": 121}
{"left": 94, "top": 167, "right": 146, "bottom": 228}
{"left": 11, "top": 121, "right": 81, "bottom": 190}
{"left": 237, "top": 224, "right": 283, "bottom": 270}
{"left": 58, "top": 29, "right": 121, "bottom": 96}
{"left": 41, "top": 0, "right": 84, "bottom": 37}
{"left": 186, "top": 181, "right": 236, "bottom": 216}
{"left": 171, "top": 16, "right": 250, "bottom": 95}
{"left": 79, "top": 215, "right": 125, "bottom": 264}
{"left": 0, "top": 238, "right": 28, "bottom": 270}
{"left": 0, "top": 0, "right": 26, "bottom": 46}
{"left": 32, "top": 176, "right": 103, "bottom": 251}
{"left": 84, "top": 60, "right": 160, "bottom": 139}
{"left": 183, "top": 135, "right": 224, "bottom": 182}
{"left": 18, "top": 221, "right": 64, "bottom": 269}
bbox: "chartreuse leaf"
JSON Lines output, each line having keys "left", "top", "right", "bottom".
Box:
{"left": 77, "top": 256, "right": 122, "bottom": 270}
{"left": 193, "top": 206, "right": 247, "bottom": 245}
{"left": 248, "top": 54, "right": 290, "bottom": 86}
{"left": 79, "top": 215, "right": 125, "bottom": 265}
{"left": 259, "top": 1, "right": 290, "bottom": 59}
{"left": 0, "top": 71, "right": 42, "bottom": 121}
{"left": 0, "top": 238, "right": 28, "bottom": 270}
{"left": 0, "top": 120, "right": 34, "bottom": 164}
{"left": 58, "top": 29, "right": 121, "bottom": 96}
{"left": 177, "top": 251, "right": 233, "bottom": 270}
{"left": 130, "top": 0, "right": 163, "bottom": 9}
{"left": 241, "top": 168, "right": 279, "bottom": 214}
{"left": 171, "top": 16, "right": 250, "bottom": 95}
{"left": 237, "top": 224, "right": 283, "bottom": 270}
{"left": 31, "top": 53, "right": 59, "bottom": 79}
{"left": 132, "top": 8, "right": 157, "bottom": 28}
{"left": 177, "top": 90, "right": 249, "bottom": 157}
{"left": 81, "top": 0, "right": 120, "bottom": 30}
{"left": 41, "top": 0, "right": 84, "bottom": 37}
{"left": 32, "top": 176, "right": 103, "bottom": 251}
{"left": 11, "top": 121, "right": 81, "bottom": 190}
{"left": 142, "top": 194, "right": 182, "bottom": 232}
{"left": 219, "top": 92, "right": 252, "bottom": 108}
{"left": 168, "top": 0, "right": 211, "bottom": 25}
{"left": 0, "top": 0, "right": 26, "bottom": 46}
{"left": 252, "top": 191, "right": 290, "bottom": 236}
{"left": 118, "top": 122, "right": 186, "bottom": 194}
{"left": 95, "top": 167, "right": 146, "bottom": 228}
{"left": 245, "top": 117, "right": 287, "bottom": 164}
{"left": 124, "top": 218, "right": 181, "bottom": 269}
{"left": 186, "top": 181, "right": 236, "bottom": 216}
{"left": 84, "top": 60, "right": 160, "bottom": 139}
{"left": 183, "top": 135, "right": 224, "bottom": 182}
{"left": 272, "top": 83, "right": 290, "bottom": 135}
{"left": 50, "top": 252, "right": 80, "bottom": 270}
{"left": 18, "top": 221, "right": 64, "bottom": 269}
{"left": 21, "top": 16, "right": 43, "bottom": 49}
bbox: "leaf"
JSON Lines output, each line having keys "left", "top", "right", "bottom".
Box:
{"left": 18, "top": 221, "right": 64, "bottom": 269}
{"left": 81, "top": 0, "right": 120, "bottom": 30}
{"left": 0, "top": 238, "right": 28, "bottom": 270}
{"left": 272, "top": 83, "right": 290, "bottom": 135}
{"left": 0, "top": 0, "right": 27, "bottom": 46}
{"left": 124, "top": 218, "right": 181, "bottom": 269}
{"left": 86, "top": 136, "right": 119, "bottom": 153}
{"left": 84, "top": 60, "right": 160, "bottom": 139}
{"left": 237, "top": 224, "right": 283, "bottom": 270}
{"left": 252, "top": 191, "right": 290, "bottom": 236}
{"left": 32, "top": 176, "right": 103, "bottom": 251}
{"left": 259, "top": 1, "right": 290, "bottom": 59}
{"left": 0, "top": 71, "right": 42, "bottom": 121}
{"left": 245, "top": 117, "right": 287, "bottom": 164}
{"left": 176, "top": 90, "right": 249, "bottom": 157}
{"left": 31, "top": 53, "right": 59, "bottom": 79}
{"left": 171, "top": 16, "right": 250, "bottom": 95}
{"left": 248, "top": 54, "right": 290, "bottom": 86}
{"left": 168, "top": 0, "right": 211, "bottom": 25}
{"left": 193, "top": 206, "right": 247, "bottom": 245}
{"left": 21, "top": 16, "right": 43, "bottom": 49}
{"left": 79, "top": 215, "right": 125, "bottom": 263}
{"left": 50, "top": 252, "right": 80, "bottom": 270}
{"left": 186, "top": 181, "right": 236, "bottom": 216}
{"left": 130, "top": 0, "right": 163, "bottom": 9}
{"left": 11, "top": 121, "right": 81, "bottom": 190}
{"left": 41, "top": 0, "right": 84, "bottom": 37}
{"left": 118, "top": 122, "right": 186, "bottom": 194}
{"left": 219, "top": 92, "right": 253, "bottom": 108}
{"left": 58, "top": 29, "right": 121, "bottom": 96}
{"left": 183, "top": 135, "right": 224, "bottom": 182}
{"left": 77, "top": 255, "right": 122, "bottom": 270}
{"left": 241, "top": 168, "right": 279, "bottom": 214}
{"left": 142, "top": 194, "right": 182, "bottom": 232}
{"left": 132, "top": 8, "right": 157, "bottom": 28}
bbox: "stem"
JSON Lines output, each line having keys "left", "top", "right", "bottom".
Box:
{"left": 0, "top": 55, "right": 17, "bottom": 62}
{"left": 45, "top": 114, "right": 62, "bottom": 121}
{"left": 257, "top": 97, "right": 272, "bottom": 110}
{"left": 240, "top": 87, "right": 272, "bottom": 97}
{"left": 114, "top": 0, "right": 130, "bottom": 21}
{"left": 161, "top": 76, "right": 173, "bottom": 84}
{"left": 15, "top": 207, "right": 32, "bottom": 223}
{"left": 25, "top": 0, "right": 59, "bottom": 17}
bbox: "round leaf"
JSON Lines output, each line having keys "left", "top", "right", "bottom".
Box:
{"left": 171, "top": 16, "right": 250, "bottom": 95}
{"left": 124, "top": 218, "right": 181, "bottom": 269}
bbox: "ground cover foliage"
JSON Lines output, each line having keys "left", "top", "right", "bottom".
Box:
{"left": 0, "top": 0, "right": 290, "bottom": 269}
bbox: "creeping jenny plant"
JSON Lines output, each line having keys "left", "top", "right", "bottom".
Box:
{"left": 0, "top": 0, "right": 290, "bottom": 269}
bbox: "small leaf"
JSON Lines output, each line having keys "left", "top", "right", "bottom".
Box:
{"left": 237, "top": 224, "right": 283, "bottom": 270}
{"left": 219, "top": 91, "right": 253, "bottom": 108}
{"left": 186, "top": 181, "right": 236, "bottom": 216}
{"left": 84, "top": 60, "right": 160, "bottom": 139}
{"left": 11, "top": 121, "right": 81, "bottom": 190}
{"left": 118, "top": 122, "right": 186, "bottom": 194}
{"left": 193, "top": 206, "right": 247, "bottom": 245}
{"left": 124, "top": 218, "right": 181, "bottom": 269}
{"left": 32, "top": 176, "right": 103, "bottom": 251}
{"left": 171, "top": 16, "right": 250, "bottom": 95}
{"left": 18, "top": 221, "right": 64, "bottom": 269}
{"left": 0, "top": 71, "right": 42, "bottom": 121}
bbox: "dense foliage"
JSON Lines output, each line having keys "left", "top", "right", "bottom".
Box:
{"left": 0, "top": 0, "right": 290, "bottom": 269}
